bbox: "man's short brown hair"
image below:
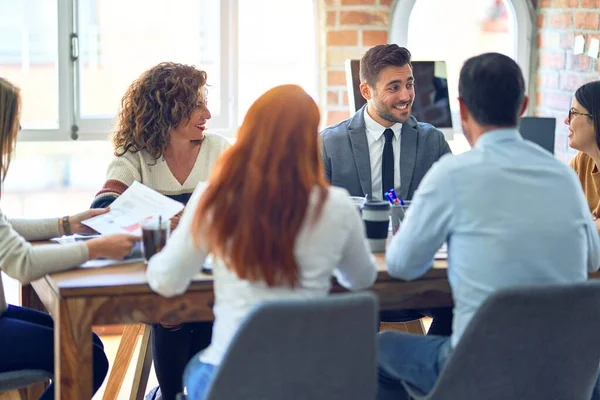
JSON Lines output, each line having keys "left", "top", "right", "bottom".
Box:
{"left": 359, "top": 44, "right": 412, "bottom": 87}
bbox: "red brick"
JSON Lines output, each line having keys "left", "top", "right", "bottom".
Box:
{"left": 327, "top": 11, "right": 337, "bottom": 26}
{"left": 327, "top": 30, "right": 359, "bottom": 46}
{"left": 575, "top": 12, "right": 599, "bottom": 30}
{"left": 324, "top": 0, "right": 342, "bottom": 5}
{"left": 342, "top": 91, "right": 349, "bottom": 106}
{"left": 567, "top": 53, "right": 592, "bottom": 72}
{"left": 340, "top": 11, "right": 389, "bottom": 26}
{"left": 580, "top": 0, "right": 600, "bottom": 8}
{"left": 327, "top": 70, "right": 347, "bottom": 86}
{"left": 363, "top": 30, "right": 388, "bottom": 46}
{"left": 559, "top": 72, "right": 595, "bottom": 91}
{"left": 328, "top": 90, "right": 340, "bottom": 105}
{"left": 327, "top": 110, "right": 350, "bottom": 125}
{"left": 538, "top": 0, "right": 552, "bottom": 6}
{"left": 548, "top": 12, "right": 573, "bottom": 29}
{"left": 537, "top": 70, "right": 559, "bottom": 89}
{"left": 538, "top": 31, "right": 561, "bottom": 49}
{"left": 554, "top": 0, "right": 578, "bottom": 7}
{"left": 380, "top": 0, "right": 393, "bottom": 5}
{"left": 342, "top": 0, "right": 375, "bottom": 4}
{"left": 538, "top": 51, "right": 566, "bottom": 69}
{"left": 537, "top": 15, "right": 546, "bottom": 29}
{"left": 560, "top": 31, "right": 575, "bottom": 49}
{"left": 538, "top": 92, "right": 572, "bottom": 110}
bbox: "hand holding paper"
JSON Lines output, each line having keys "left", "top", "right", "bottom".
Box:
{"left": 82, "top": 181, "right": 184, "bottom": 235}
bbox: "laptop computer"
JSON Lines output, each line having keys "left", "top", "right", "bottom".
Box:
{"left": 519, "top": 117, "right": 556, "bottom": 154}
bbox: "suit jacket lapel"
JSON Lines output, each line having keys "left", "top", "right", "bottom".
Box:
{"left": 399, "top": 116, "right": 418, "bottom": 200}
{"left": 349, "top": 106, "right": 372, "bottom": 198}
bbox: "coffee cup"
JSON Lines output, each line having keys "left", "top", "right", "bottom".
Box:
{"left": 141, "top": 217, "right": 170, "bottom": 261}
{"left": 361, "top": 200, "right": 390, "bottom": 253}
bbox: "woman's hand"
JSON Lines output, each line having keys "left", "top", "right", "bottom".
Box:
{"left": 170, "top": 210, "right": 184, "bottom": 231}
{"left": 86, "top": 234, "right": 140, "bottom": 260}
{"left": 68, "top": 208, "right": 110, "bottom": 235}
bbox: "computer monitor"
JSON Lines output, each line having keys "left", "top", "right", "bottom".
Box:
{"left": 345, "top": 60, "right": 453, "bottom": 128}
{"left": 519, "top": 117, "right": 556, "bottom": 154}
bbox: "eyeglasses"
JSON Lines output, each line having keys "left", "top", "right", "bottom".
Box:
{"left": 568, "top": 108, "right": 593, "bottom": 124}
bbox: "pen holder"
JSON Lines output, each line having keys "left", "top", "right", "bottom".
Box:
{"left": 390, "top": 204, "right": 404, "bottom": 235}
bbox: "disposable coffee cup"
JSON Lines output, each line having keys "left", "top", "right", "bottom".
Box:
{"left": 361, "top": 200, "right": 390, "bottom": 253}
{"left": 141, "top": 217, "right": 170, "bottom": 261}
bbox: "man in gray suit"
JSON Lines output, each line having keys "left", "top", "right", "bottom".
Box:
{"left": 322, "top": 44, "right": 453, "bottom": 335}
{"left": 321, "top": 44, "right": 451, "bottom": 201}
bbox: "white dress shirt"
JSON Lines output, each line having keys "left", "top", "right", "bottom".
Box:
{"left": 386, "top": 129, "right": 600, "bottom": 348}
{"left": 146, "top": 183, "right": 378, "bottom": 366}
{"left": 364, "top": 108, "right": 401, "bottom": 199}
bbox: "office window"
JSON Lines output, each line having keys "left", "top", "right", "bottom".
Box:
{"left": 77, "top": 0, "right": 225, "bottom": 134}
{"left": 237, "top": 0, "right": 317, "bottom": 123}
{"left": 0, "top": 0, "right": 318, "bottom": 140}
{"left": 0, "top": 0, "right": 59, "bottom": 129}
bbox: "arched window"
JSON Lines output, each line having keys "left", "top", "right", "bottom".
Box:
{"left": 390, "top": 0, "right": 534, "bottom": 130}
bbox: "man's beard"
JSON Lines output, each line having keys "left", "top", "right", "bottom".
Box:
{"left": 375, "top": 99, "right": 412, "bottom": 124}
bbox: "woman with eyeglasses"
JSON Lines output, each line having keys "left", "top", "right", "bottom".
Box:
{"left": 567, "top": 81, "right": 600, "bottom": 231}
{"left": 0, "top": 77, "right": 139, "bottom": 399}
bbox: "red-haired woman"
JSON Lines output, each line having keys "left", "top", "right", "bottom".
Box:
{"left": 146, "top": 85, "right": 377, "bottom": 398}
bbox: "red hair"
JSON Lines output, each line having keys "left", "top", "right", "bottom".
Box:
{"left": 191, "top": 85, "right": 328, "bottom": 287}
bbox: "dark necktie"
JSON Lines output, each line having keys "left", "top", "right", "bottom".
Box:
{"left": 382, "top": 128, "right": 394, "bottom": 199}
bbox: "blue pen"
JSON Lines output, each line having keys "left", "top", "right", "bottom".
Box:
{"left": 400, "top": 198, "right": 405, "bottom": 206}
{"left": 389, "top": 188, "right": 400, "bottom": 204}
{"left": 384, "top": 192, "right": 395, "bottom": 205}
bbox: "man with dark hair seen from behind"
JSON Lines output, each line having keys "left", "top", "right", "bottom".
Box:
{"left": 377, "top": 53, "right": 600, "bottom": 399}
{"left": 321, "top": 44, "right": 453, "bottom": 336}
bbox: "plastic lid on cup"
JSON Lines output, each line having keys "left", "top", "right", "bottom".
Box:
{"left": 361, "top": 200, "right": 390, "bottom": 210}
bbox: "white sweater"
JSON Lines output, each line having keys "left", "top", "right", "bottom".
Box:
{"left": 92, "top": 133, "right": 231, "bottom": 208}
{"left": 0, "top": 211, "right": 88, "bottom": 313}
{"left": 146, "top": 183, "right": 378, "bottom": 366}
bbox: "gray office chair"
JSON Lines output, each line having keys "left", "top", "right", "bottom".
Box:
{"left": 402, "top": 282, "right": 600, "bottom": 400}
{"left": 193, "top": 292, "right": 378, "bottom": 400}
{"left": 0, "top": 370, "right": 51, "bottom": 398}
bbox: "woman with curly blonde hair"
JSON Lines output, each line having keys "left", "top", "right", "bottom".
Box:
{"left": 91, "top": 62, "right": 229, "bottom": 400}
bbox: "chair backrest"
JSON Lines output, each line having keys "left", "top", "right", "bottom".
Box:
{"left": 0, "top": 370, "right": 52, "bottom": 391}
{"left": 426, "top": 282, "right": 600, "bottom": 400}
{"left": 204, "top": 292, "right": 378, "bottom": 400}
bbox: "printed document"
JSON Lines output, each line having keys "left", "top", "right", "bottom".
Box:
{"left": 82, "top": 181, "right": 184, "bottom": 235}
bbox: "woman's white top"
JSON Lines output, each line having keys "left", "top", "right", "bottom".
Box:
{"left": 146, "top": 183, "right": 377, "bottom": 366}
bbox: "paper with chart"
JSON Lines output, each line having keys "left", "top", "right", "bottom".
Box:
{"left": 82, "top": 181, "right": 184, "bottom": 235}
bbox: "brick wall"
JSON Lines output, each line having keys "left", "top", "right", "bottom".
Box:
{"left": 319, "top": 0, "right": 397, "bottom": 126}
{"left": 536, "top": 0, "right": 600, "bottom": 162}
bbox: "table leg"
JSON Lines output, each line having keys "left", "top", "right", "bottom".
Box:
{"left": 20, "top": 284, "right": 46, "bottom": 312}
{"left": 55, "top": 298, "right": 93, "bottom": 399}
{"left": 103, "top": 324, "right": 144, "bottom": 400}
{"left": 130, "top": 325, "right": 153, "bottom": 400}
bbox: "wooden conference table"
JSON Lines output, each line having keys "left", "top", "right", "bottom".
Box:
{"left": 20, "top": 252, "right": 452, "bottom": 399}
